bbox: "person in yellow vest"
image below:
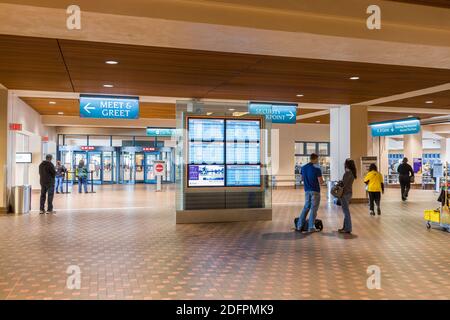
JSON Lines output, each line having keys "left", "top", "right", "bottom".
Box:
{"left": 364, "top": 163, "right": 384, "bottom": 216}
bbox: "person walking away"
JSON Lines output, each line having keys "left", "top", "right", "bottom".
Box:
{"left": 296, "top": 153, "right": 324, "bottom": 233}
{"left": 76, "top": 160, "right": 89, "bottom": 193}
{"left": 364, "top": 163, "right": 384, "bottom": 216}
{"left": 55, "top": 160, "right": 67, "bottom": 194}
{"left": 39, "top": 154, "right": 56, "bottom": 214}
{"left": 339, "top": 159, "right": 357, "bottom": 234}
{"left": 397, "top": 157, "right": 414, "bottom": 201}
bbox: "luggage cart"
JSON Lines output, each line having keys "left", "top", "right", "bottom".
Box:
{"left": 424, "top": 162, "right": 450, "bottom": 232}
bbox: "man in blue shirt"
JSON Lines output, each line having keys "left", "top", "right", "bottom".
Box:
{"left": 296, "top": 153, "right": 324, "bottom": 232}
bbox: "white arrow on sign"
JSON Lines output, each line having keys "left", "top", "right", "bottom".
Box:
{"left": 288, "top": 111, "right": 295, "bottom": 120}
{"left": 83, "top": 103, "right": 95, "bottom": 114}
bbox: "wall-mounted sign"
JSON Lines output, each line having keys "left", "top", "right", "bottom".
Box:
{"left": 413, "top": 158, "right": 423, "bottom": 174}
{"left": 248, "top": 102, "right": 297, "bottom": 124}
{"left": 16, "top": 152, "right": 32, "bottom": 163}
{"left": 361, "top": 156, "right": 378, "bottom": 176}
{"left": 142, "top": 147, "right": 156, "bottom": 152}
{"left": 79, "top": 95, "right": 139, "bottom": 119}
{"left": 9, "top": 123, "right": 22, "bottom": 131}
{"left": 370, "top": 118, "right": 421, "bottom": 137}
{"left": 146, "top": 128, "right": 176, "bottom": 137}
{"left": 80, "top": 146, "right": 96, "bottom": 151}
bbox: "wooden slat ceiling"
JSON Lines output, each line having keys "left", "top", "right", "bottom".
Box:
{"left": 20, "top": 98, "right": 176, "bottom": 119}
{"left": 1, "top": 35, "right": 450, "bottom": 108}
{"left": 373, "top": 90, "right": 450, "bottom": 109}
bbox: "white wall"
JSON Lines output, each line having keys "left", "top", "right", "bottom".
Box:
{"left": 272, "top": 123, "right": 330, "bottom": 181}
{"left": 8, "top": 94, "right": 56, "bottom": 190}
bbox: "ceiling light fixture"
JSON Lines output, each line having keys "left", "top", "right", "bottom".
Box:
{"left": 49, "top": 101, "right": 56, "bottom": 105}
{"left": 425, "top": 100, "right": 434, "bottom": 104}
{"left": 315, "top": 120, "right": 321, "bottom": 123}
{"left": 105, "top": 60, "right": 119, "bottom": 65}
{"left": 296, "top": 94, "right": 304, "bottom": 97}
{"left": 408, "top": 115, "right": 413, "bottom": 117}
{"left": 103, "top": 84, "right": 114, "bottom": 88}
{"left": 350, "top": 76, "right": 360, "bottom": 80}
{"left": 228, "top": 108, "right": 235, "bottom": 111}
{"left": 57, "top": 112, "right": 64, "bottom": 115}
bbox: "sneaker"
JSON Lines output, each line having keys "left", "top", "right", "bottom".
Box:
{"left": 39, "top": 210, "right": 45, "bottom": 214}
{"left": 46, "top": 210, "right": 56, "bottom": 214}
{"left": 307, "top": 227, "right": 318, "bottom": 233}
{"left": 377, "top": 209, "right": 381, "bottom": 215}
{"left": 338, "top": 229, "right": 351, "bottom": 234}
{"left": 369, "top": 210, "right": 375, "bottom": 216}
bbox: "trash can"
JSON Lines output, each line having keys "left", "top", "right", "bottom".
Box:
{"left": 10, "top": 185, "right": 32, "bottom": 214}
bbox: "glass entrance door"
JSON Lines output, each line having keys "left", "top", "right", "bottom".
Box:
{"left": 88, "top": 152, "right": 102, "bottom": 184}
{"left": 73, "top": 152, "right": 87, "bottom": 182}
{"left": 102, "top": 151, "right": 114, "bottom": 183}
{"left": 135, "top": 153, "right": 145, "bottom": 183}
{"left": 145, "top": 153, "right": 159, "bottom": 183}
{"left": 120, "top": 152, "right": 135, "bottom": 184}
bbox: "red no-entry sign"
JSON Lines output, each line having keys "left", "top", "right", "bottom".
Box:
{"left": 155, "top": 163, "right": 164, "bottom": 173}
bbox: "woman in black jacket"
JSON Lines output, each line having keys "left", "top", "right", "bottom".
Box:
{"left": 339, "top": 159, "right": 357, "bottom": 234}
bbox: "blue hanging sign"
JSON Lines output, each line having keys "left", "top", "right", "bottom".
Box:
{"left": 80, "top": 95, "right": 139, "bottom": 119}
{"left": 370, "top": 118, "right": 421, "bottom": 137}
{"left": 248, "top": 102, "right": 297, "bottom": 124}
{"left": 146, "top": 128, "right": 176, "bottom": 137}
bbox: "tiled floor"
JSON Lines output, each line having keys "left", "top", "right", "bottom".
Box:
{"left": 0, "top": 184, "right": 449, "bottom": 300}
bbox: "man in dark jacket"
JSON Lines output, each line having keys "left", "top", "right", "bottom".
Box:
{"left": 39, "top": 154, "right": 56, "bottom": 214}
{"left": 397, "top": 157, "right": 414, "bottom": 201}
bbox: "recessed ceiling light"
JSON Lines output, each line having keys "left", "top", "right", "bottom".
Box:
{"left": 350, "top": 76, "right": 360, "bottom": 80}
{"left": 49, "top": 101, "right": 56, "bottom": 105}
{"left": 425, "top": 100, "right": 434, "bottom": 104}
{"left": 296, "top": 94, "right": 304, "bottom": 97}
{"left": 105, "top": 60, "right": 118, "bottom": 65}
{"left": 57, "top": 112, "right": 64, "bottom": 115}
{"left": 315, "top": 120, "right": 321, "bottom": 123}
{"left": 408, "top": 115, "right": 413, "bottom": 117}
{"left": 103, "top": 84, "right": 114, "bottom": 88}
{"left": 228, "top": 108, "right": 235, "bottom": 111}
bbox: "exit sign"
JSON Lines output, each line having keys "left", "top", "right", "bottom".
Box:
{"left": 81, "top": 146, "right": 96, "bottom": 151}
{"left": 9, "top": 123, "right": 22, "bottom": 131}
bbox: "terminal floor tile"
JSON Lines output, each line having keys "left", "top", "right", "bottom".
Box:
{"left": 0, "top": 185, "right": 449, "bottom": 300}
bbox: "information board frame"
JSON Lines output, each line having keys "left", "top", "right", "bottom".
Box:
{"left": 185, "top": 115, "right": 264, "bottom": 190}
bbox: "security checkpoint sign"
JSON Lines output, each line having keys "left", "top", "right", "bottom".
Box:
{"left": 80, "top": 95, "right": 139, "bottom": 119}
{"left": 370, "top": 118, "right": 420, "bottom": 137}
{"left": 248, "top": 102, "right": 297, "bottom": 124}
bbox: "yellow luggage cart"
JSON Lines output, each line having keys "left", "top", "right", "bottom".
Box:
{"left": 424, "top": 162, "right": 450, "bottom": 232}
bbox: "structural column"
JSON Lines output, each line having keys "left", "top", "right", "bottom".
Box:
{"left": 403, "top": 131, "right": 423, "bottom": 183}
{"left": 440, "top": 138, "right": 450, "bottom": 164}
{"left": 0, "top": 86, "right": 8, "bottom": 211}
{"left": 330, "top": 105, "right": 368, "bottom": 201}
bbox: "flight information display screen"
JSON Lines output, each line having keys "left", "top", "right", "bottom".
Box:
{"left": 189, "top": 142, "right": 224, "bottom": 164}
{"left": 188, "top": 118, "right": 224, "bottom": 142}
{"left": 226, "top": 142, "right": 260, "bottom": 164}
{"left": 187, "top": 117, "right": 262, "bottom": 188}
{"left": 226, "top": 165, "right": 261, "bottom": 187}
{"left": 226, "top": 120, "right": 260, "bottom": 141}
{"left": 188, "top": 165, "right": 225, "bottom": 187}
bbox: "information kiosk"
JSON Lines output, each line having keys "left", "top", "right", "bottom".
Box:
{"left": 175, "top": 100, "right": 272, "bottom": 223}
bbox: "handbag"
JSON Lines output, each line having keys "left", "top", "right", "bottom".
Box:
{"left": 330, "top": 181, "right": 344, "bottom": 198}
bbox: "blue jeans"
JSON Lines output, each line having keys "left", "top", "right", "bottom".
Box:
{"left": 55, "top": 176, "right": 64, "bottom": 193}
{"left": 341, "top": 193, "right": 352, "bottom": 232}
{"left": 297, "top": 191, "right": 321, "bottom": 231}
{"left": 78, "top": 177, "right": 88, "bottom": 193}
